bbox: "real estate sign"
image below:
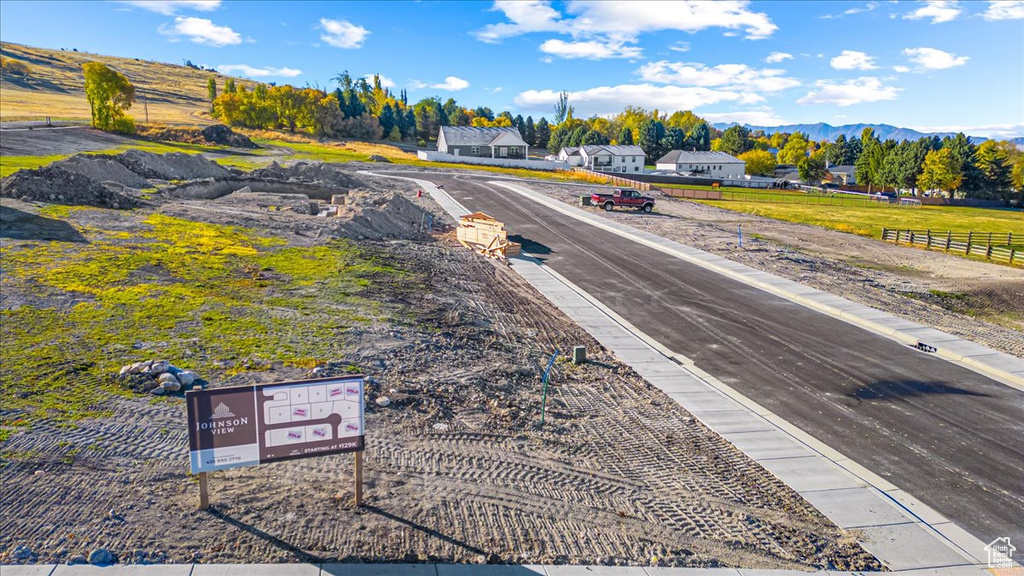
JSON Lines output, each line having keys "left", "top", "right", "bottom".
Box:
{"left": 186, "top": 376, "right": 365, "bottom": 474}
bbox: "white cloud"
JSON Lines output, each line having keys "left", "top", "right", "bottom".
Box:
{"left": 476, "top": 1, "right": 776, "bottom": 60}
{"left": 539, "top": 38, "right": 642, "bottom": 59}
{"left": 638, "top": 61, "right": 800, "bottom": 93}
{"left": 700, "top": 109, "right": 789, "bottom": 126}
{"left": 984, "top": 1, "right": 1024, "bottom": 20}
{"left": 319, "top": 18, "right": 369, "bottom": 48}
{"left": 845, "top": 2, "right": 879, "bottom": 15}
{"left": 765, "top": 51, "right": 793, "bottom": 63}
{"left": 893, "top": 65, "right": 911, "bottom": 72}
{"left": 364, "top": 74, "right": 395, "bottom": 88}
{"left": 118, "top": 1, "right": 219, "bottom": 15}
{"left": 669, "top": 41, "right": 690, "bottom": 52}
{"left": 907, "top": 122, "right": 1024, "bottom": 139}
{"left": 830, "top": 50, "right": 878, "bottom": 70}
{"left": 903, "top": 0, "right": 961, "bottom": 23}
{"left": 797, "top": 77, "right": 901, "bottom": 106}
{"left": 514, "top": 84, "right": 759, "bottom": 116}
{"left": 218, "top": 64, "right": 302, "bottom": 78}
{"left": 158, "top": 16, "right": 241, "bottom": 46}
{"left": 411, "top": 76, "right": 470, "bottom": 91}
{"left": 902, "top": 47, "right": 968, "bottom": 69}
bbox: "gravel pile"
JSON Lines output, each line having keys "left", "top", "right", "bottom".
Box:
{"left": 334, "top": 190, "right": 433, "bottom": 240}
{"left": 249, "top": 161, "right": 365, "bottom": 189}
{"left": 1, "top": 165, "right": 141, "bottom": 209}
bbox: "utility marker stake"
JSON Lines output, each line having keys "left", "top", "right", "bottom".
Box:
{"left": 738, "top": 224, "right": 743, "bottom": 248}
{"left": 354, "top": 451, "right": 364, "bottom": 507}
{"left": 540, "top": 350, "right": 559, "bottom": 426}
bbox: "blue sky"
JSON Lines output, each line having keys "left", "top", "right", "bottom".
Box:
{"left": 2, "top": 0, "right": 1022, "bottom": 137}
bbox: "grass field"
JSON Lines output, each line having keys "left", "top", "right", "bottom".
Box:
{"left": 698, "top": 199, "right": 1024, "bottom": 238}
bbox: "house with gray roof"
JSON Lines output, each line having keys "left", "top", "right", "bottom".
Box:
{"left": 437, "top": 126, "right": 528, "bottom": 159}
{"left": 655, "top": 150, "right": 746, "bottom": 178}
{"left": 574, "top": 145, "right": 646, "bottom": 173}
{"left": 825, "top": 164, "right": 857, "bottom": 186}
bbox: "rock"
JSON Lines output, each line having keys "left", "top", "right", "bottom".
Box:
{"left": 128, "top": 362, "right": 146, "bottom": 374}
{"left": 368, "top": 155, "right": 392, "bottom": 163}
{"left": 157, "top": 372, "right": 179, "bottom": 385}
{"left": 176, "top": 371, "right": 198, "bottom": 386}
{"left": 151, "top": 386, "right": 166, "bottom": 396}
{"left": 432, "top": 423, "right": 449, "bottom": 432}
{"left": 11, "top": 545, "right": 33, "bottom": 560}
{"left": 67, "top": 555, "right": 87, "bottom": 565}
{"left": 147, "top": 360, "right": 170, "bottom": 375}
{"left": 161, "top": 379, "right": 181, "bottom": 393}
{"left": 375, "top": 396, "right": 392, "bottom": 407}
{"left": 88, "top": 547, "right": 114, "bottom": 565}
{"left": 118, "top": 365, "right": 131, "bottom": 376}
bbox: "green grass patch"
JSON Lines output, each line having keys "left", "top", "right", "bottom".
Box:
{"left": 698, "top": 200, "right": 1024, "bottom": 239}
{"left": 0, "top": 211, "right": 416, "bottom": 427}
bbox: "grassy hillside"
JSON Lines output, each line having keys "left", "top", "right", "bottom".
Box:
{"left": 0, "top": 42, "right": 254, "bottom": 124}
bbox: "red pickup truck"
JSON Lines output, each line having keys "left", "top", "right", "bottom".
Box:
{"left": 590, "top": 188, "right": 655, "bottom": 213}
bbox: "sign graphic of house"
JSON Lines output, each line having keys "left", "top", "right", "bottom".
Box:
{"left": 985, "top": 537, "right": 1015, "bottom": 568}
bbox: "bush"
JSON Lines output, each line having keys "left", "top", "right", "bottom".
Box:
{"left": 113, "top": 116, "right": 136, "bottom": 134}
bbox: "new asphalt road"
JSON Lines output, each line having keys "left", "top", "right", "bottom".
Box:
{"left": 395, "top": 172, "right": 1024, "bottom": 547}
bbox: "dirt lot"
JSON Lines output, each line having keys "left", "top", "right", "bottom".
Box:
{"left": 524, "top": 182, "right": 1024, "bottom": 358}
{"left": 0, "top": 158, "right": 880, "bottom": 569}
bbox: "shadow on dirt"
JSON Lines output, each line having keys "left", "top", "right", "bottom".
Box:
{"left": 0, "top": 205, "right": 88, "bottom": 243}
{"left": 208, "top": 507, "right": 325, "bottom": 564}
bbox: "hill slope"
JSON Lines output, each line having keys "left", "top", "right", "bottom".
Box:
{"left": 0, "top": 42, "right": 251, "bottom": 124}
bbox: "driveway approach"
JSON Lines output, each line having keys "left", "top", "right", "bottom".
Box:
{"left": 394, "top": 172, "right": 1024, "bottom": 547}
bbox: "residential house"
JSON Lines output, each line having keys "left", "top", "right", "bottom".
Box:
{"left": 437, "top": 126, "right": 528, "bottom": 159}
{"left": 573, "top": 145, "right": 646, "bottom": 173}
{"left": 655, "top": 150, "right": 746, "bottom": 178}
{"left": 557, "top": 146, "right": 583, "bottom": 166}
{"left": 824, "top": 165, "right": 857, "bottom": 186}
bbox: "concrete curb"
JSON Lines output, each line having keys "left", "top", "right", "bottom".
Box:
{"left": 487, "top": 180, "right": 1023, "bottom": 391}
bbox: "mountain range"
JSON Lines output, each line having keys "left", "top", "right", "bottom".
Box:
{"left": 709, "top": 122, "right": 1024, "bottom": 146}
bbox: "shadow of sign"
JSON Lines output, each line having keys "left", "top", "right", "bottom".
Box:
{"left": 508, "top": 234, "right": 552, "bottom": 256}
{"left": 208, "top": 507, "right": 325, "bottom": 564}
{"left": 0, "top": 205, "right": 89, "bottom": 243}
{"left": 848, "top": 379, "right": 992, "bottom": 402}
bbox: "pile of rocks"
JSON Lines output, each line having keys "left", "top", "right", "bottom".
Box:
{"left": 117, "top": 360, "right": 203, "bottom": 395}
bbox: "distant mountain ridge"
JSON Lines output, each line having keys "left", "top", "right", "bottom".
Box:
{"left": 709, "top": 121, "right": 1024, "bottom": 146}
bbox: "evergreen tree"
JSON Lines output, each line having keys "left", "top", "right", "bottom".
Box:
{"left": 660, "top": 127, "right": 684, "bottom": 154}
{"left": 582, "top": 129, "right": 607, "bottom": 145}
{"left": 206, "top": 77, "right": 217, "bottom": 111}
{"left": 719, "top": 125, "right": 752, "bottom": 156}
{"left": 690, "top": 122, "right": 711, "bottom": 151}
{"left": 513, "top": 114, "right": 525, "bottom": 138}
{"left": 473, "top": 106, "right": 494, "bottom": 121}
{"left": 638, "top": 119, "right": 665, "bottom": 159}
{"left": 618, "top": 126, "right": 634, "bottom": 145}
{"left": 379, "top": 102, "right": 396, "bottom": 136}
{"left": 554, "top": 91, "right": 571, "bottom": 124}
{"left": 535, "top": 117, "right": 551, "bottom": 149}
{"left": 942, "top": 133, "right": 983, "bottom": 194}
{"left": 524, "top": 116, "right": 536, "bottom": 148}
{"left": 568, "top": 125, "right": 588, "bottom": 147}
{"left": 825, "top": 134, "right": 847, "bottom": 166}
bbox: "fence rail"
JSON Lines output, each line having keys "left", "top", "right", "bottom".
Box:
{"left": 881, "top": 228, "right": 1022, "bottom": 266}
{"left": 569, "top": 168, "right": 652, "bottom": 191}
{"left": 661, "top": 188, "right": 921, "bottom": 208}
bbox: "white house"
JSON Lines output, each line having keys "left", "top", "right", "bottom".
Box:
{"left": 437, "top": 126, "right": 528, "bottom": 159}
{"left": 557, "top": 146, "right": 583, "bottom": 166}
{"left": 656, "top": 150, "right": 745, "bottom": 178}
{"left": 571, "top": 145, "right": 645, "bottom": 173}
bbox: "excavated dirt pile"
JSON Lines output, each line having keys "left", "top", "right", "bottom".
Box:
{"left": 50, "top": 155, "right": 151, "bottom": 189}
{"left": 249, "top": 161, "right": 366, "bottom": 189}
{"left": 334, "top": 190, "right": 433, "bottom": 240}
{"left": 112, "top": 149, "right": 230, "bottom": 180}
{"left": 0, "top": 165, "right": 141, "bottom": 209}
{"left": 138, "top": 124, "right": 257, "bottom": 149}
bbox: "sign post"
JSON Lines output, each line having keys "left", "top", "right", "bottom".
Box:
{"left": 186, "top": 376, "right": 366, "bottom": 509}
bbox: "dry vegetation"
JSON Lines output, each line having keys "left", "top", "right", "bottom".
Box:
{"left": 0, "top": 42, "right": 245, "bottom": 124}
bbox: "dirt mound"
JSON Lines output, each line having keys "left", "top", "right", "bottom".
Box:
{"left": 113, "top": 149, "right": 230, "bottom": 180}
{"left": 0, "top": 165, "right": 140, "bottom": 209}
{"left": 214, "top": 187, "right": 316, "bottom": 215}
{"left": 248, "top": 161, "right": 365, "bottom": 189}
{"left": 50, "top": 155, "right": 151, "bottom": 189}
{"left": 334, "top": 190, "right": 432, "bottom": 240}
{"left": 138, "top": 125, "right": 256, "bottom": 149}
{"left": 368, "top": 154, "right": 391, "bottom": 163}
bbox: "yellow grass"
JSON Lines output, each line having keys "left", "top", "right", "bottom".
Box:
{"left": 0, "top": 41, "right": 252, "bottom": 124}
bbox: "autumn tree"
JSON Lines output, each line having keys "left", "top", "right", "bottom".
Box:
{"left": 738, "top": 149, "right": 776, "bottom": 176}
{"left": 206, "top": 76, "right": 217, "bottom": 111}
{"left": 917, "top": 148, "right": 962, "bottom": 195}
{"left": 777, "top": 132, "right": 810, "bottom": 165}
{"left": 82, "top": 62, "right": 136, "bottom": 133}
{"left": 224, "top": 78, "right": 236, "bottom": 94}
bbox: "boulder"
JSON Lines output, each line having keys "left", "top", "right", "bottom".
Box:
{"left": 88, "top": 548, "right": 114, "bottom": 566}
{"left": 176, "top": 371, "right": 198, "bottom": 386}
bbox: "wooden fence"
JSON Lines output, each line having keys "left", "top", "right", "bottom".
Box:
{"left": 569, "top": 168, "right": 652, "bottom": 191}
{"left": 662, "top": 188, "right": 920, "bottom": 208}
{"left": 881, "top": 228, "right": 1022, "bottom": 266}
